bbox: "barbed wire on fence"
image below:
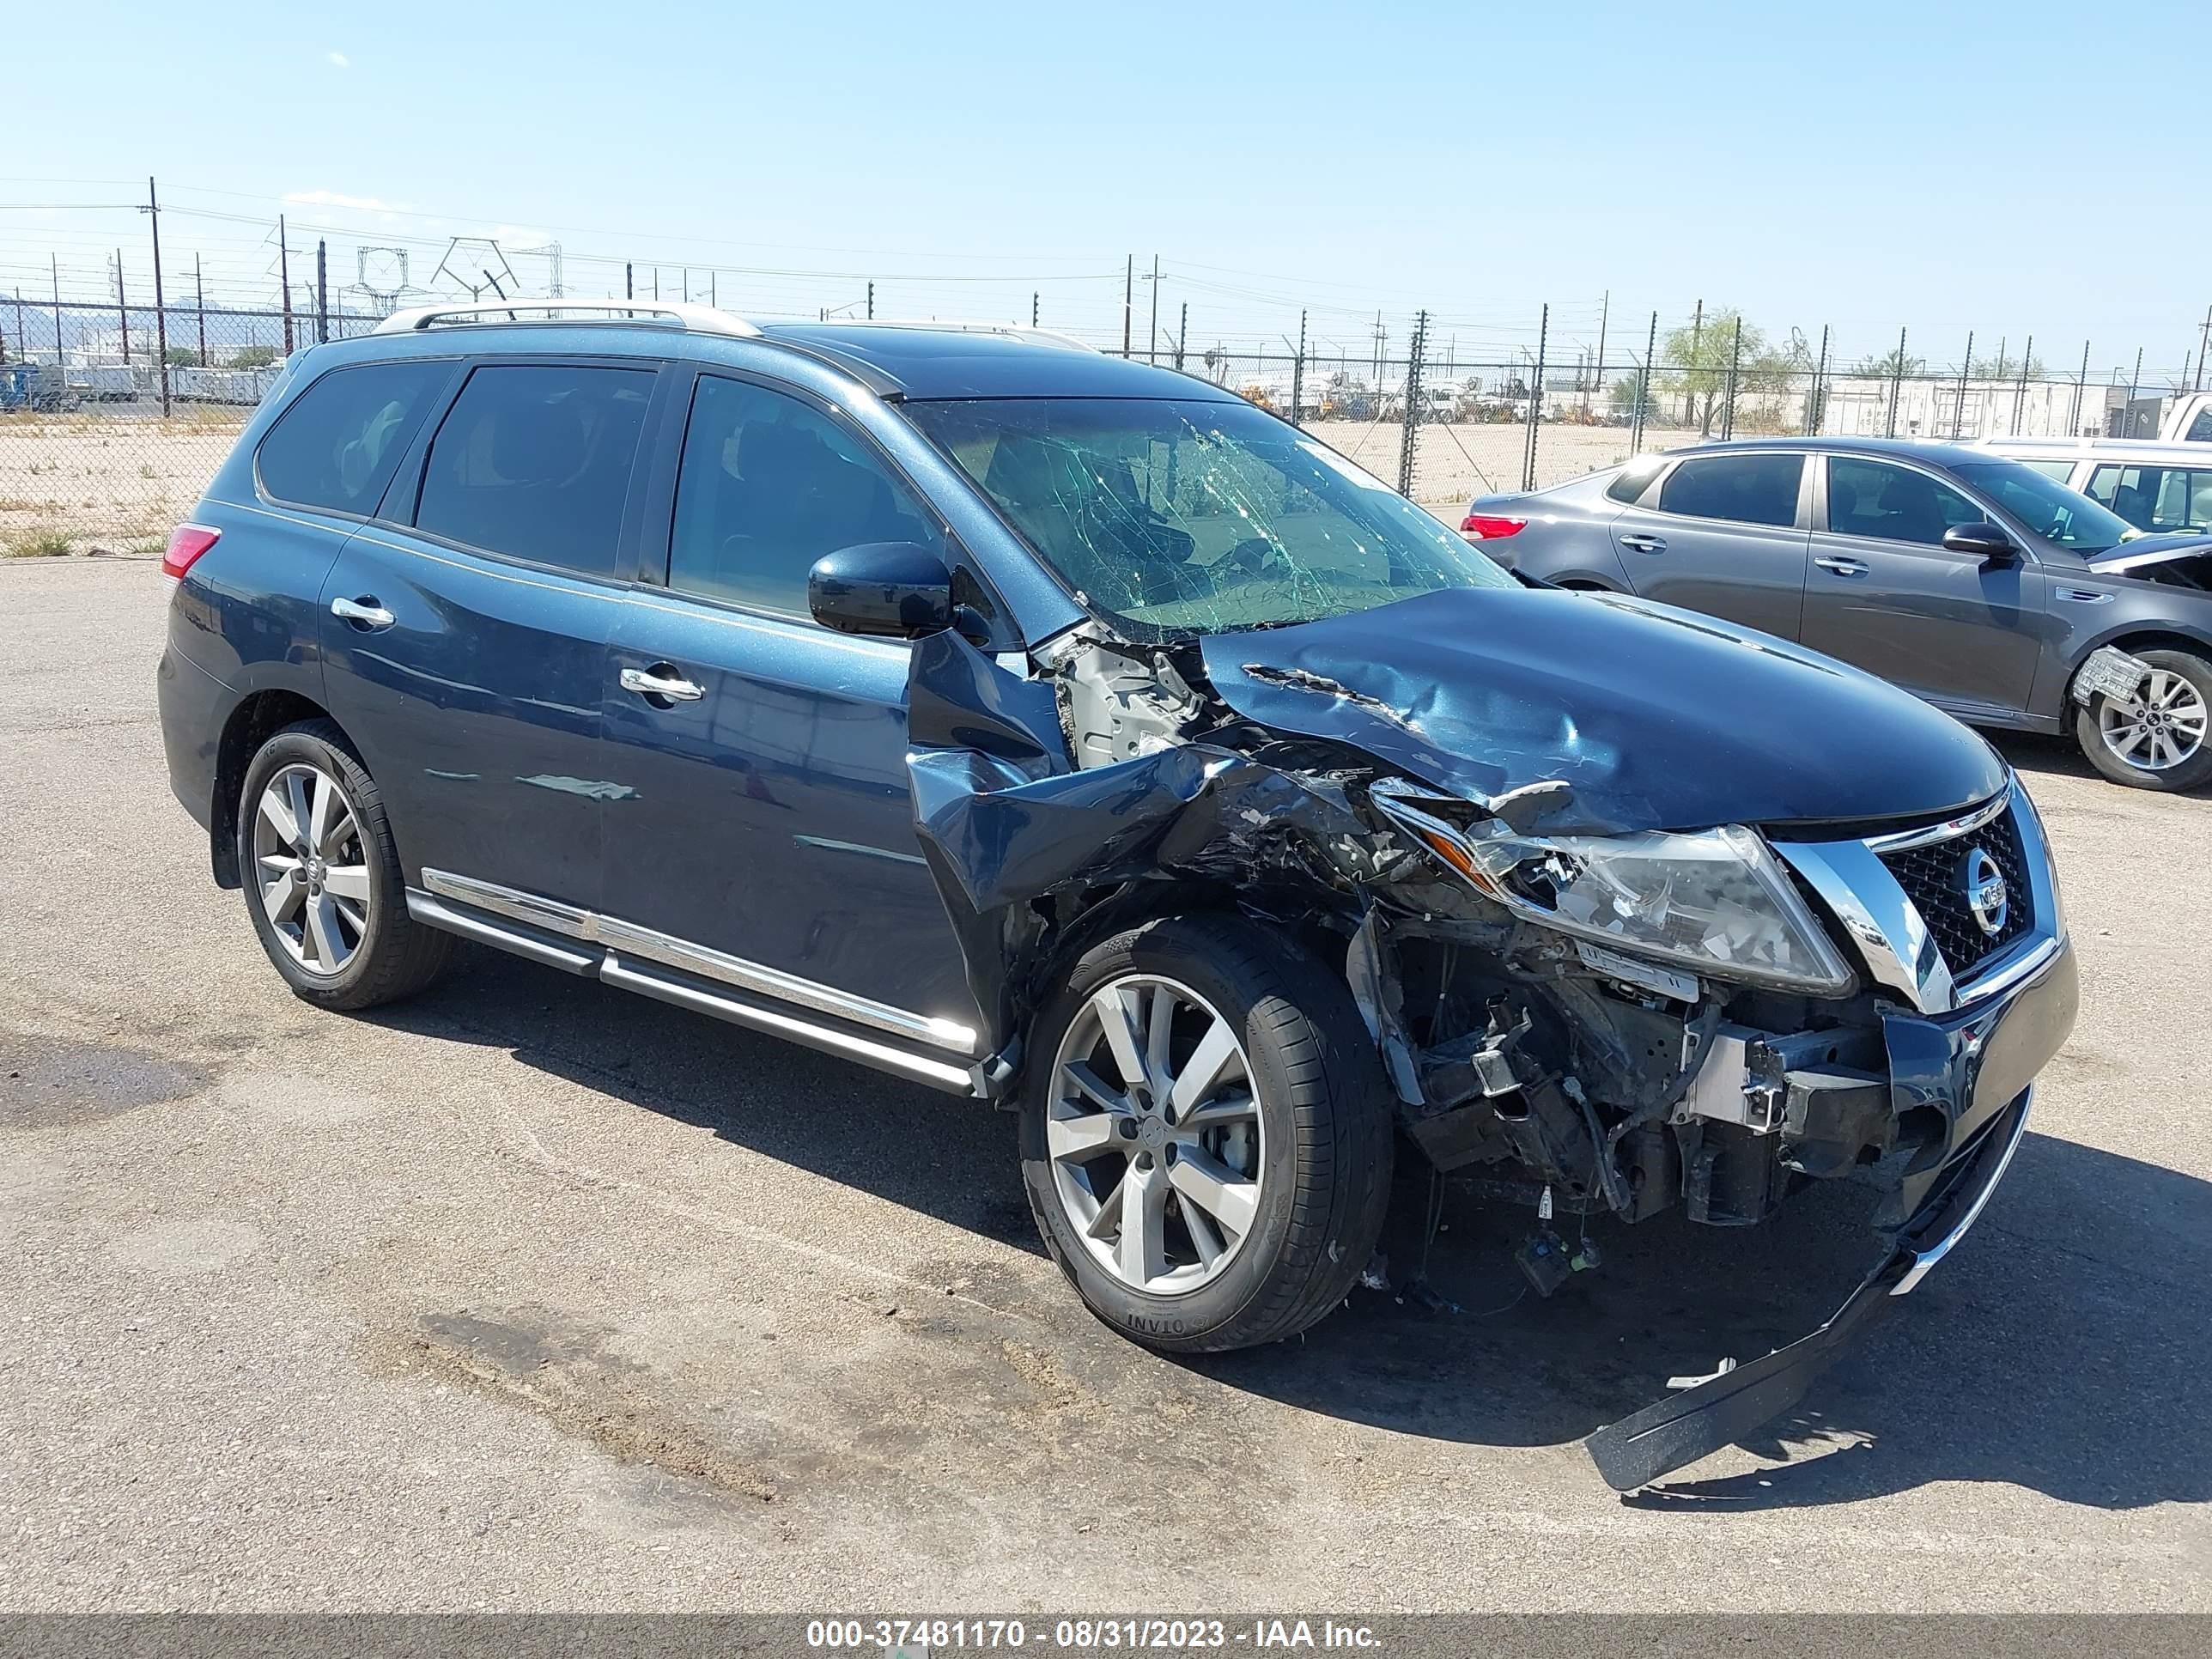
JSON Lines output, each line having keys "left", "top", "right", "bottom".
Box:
{"left": 3, "top": 265, "right": 2207, "bottom": 553}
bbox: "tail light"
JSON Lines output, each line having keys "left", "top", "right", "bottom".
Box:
{"left": 1460, "top": 514, "right": 1527, "bottom": 541}
{"left": 161, "top": 523, "right": 220, "bottom": 580}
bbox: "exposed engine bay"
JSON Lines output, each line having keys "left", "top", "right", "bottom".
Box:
{"left": 910, "top": 617, "right": 1927, "bottom": 1250}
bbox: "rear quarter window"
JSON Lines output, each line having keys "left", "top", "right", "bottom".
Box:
{"left": 255, "top": 360, "right": 451, "bottom": 515}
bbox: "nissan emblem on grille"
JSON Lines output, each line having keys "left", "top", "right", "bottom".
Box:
{"left": 1961, "top": 846, "right": 2008, "bottom": 938}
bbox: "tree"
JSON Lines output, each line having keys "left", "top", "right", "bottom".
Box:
{"left": 228, "top": 344, "right": 281, "bottom": 369}
{"left": 1852, "top": 345, "right": 1925, "bottom": 378}
{"left": 1661, "top": 307, "right": 1767, "bottom": 435}
{"left": 1967, "top": 341, "right": 2045, "bottom": 380}
{"left": 164, "top": 345, "right": 198, "bottom": 368}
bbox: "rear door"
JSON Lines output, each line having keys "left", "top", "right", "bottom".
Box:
{"left": 1799, "top": 453, "right": 2046, "bottom": 717}
{"left": 1607, "top": 450, "right": 1812, "bottom": 637}
{"left": 598, "top": 368, "right": 981, "bottom": 1042}
{"left": 317, "top": 357, "right": 662, "bottom": 912}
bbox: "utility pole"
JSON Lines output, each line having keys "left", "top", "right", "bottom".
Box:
{"left": 278, "top": 216, "right": 295, "bottom": 355}
{"left": 1147, "top": 253, "right": 1159, "bottom": 363}
{"left": 1954, "top": 332, "right": 1972, "bottom": 439}
{"left": 625, "top": 262, "right": 634, "bottom": 301}
{"left": 195, "top": 254, "right": 206, "bottom": 367}
{"left": 146, "top": 178, "right": 171, "bottom": 415}
{"left": 1291, "top": 307, "right": 1307, "bottom": 429}
{"left": 2125, "top": 346, "right": 2143, "bottom": 435}
{"left": 113, "top": 249, "right": 130, "bottom": 364}
{"left": 52, "top": 254, "right": 63, "bottom": 369}
{"left": 2071, "top": 341, "right": 2090, "bottom": 436}
{"left": 2013, "top": 334, "right": 2032, "bottom": 436}
{"left": 315, "top": 240, "right": 329, "bottom": 344}
{"left": 709, "top": 271, "right": 717, "bottom": 309}
{"left": 1174, "top": 301, "right": 1188, "bottom": 372}
{"left": 2197, "top": 305, "right": 2210, "bottom": 392}
{"left": 1122, "top": 255, "right": 1133, "bottom": 356}
{"left": 1030, "top": 292, "right": 1038, "bottom": 327}
{"left": 866, "top": 281, "right": 874, "bottom": 320}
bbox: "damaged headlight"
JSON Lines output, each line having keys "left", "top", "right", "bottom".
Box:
{"left": 1383, "top": 797, "right": 1856, "bottom": 996}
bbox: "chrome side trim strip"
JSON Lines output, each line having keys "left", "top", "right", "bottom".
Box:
{"left": 422, "top": 869, "right": 594, "bottom": 939}
{"left": 594, "top": 915, "right": 978, "bottom": 1054}
{"left": 1863, "top": 790, "right": 2009, "bottom": 854}
{"left": 1892, "top": 1089, "right": 2033, "bottom": 1296}
{"left": 418, "top": 867, "right": 978, "bottom": 1054}
{"left": 405, "top": 890, "right": 598, "bottom": 975}
{"left": 601, "top": 955, "right": 978, "bottom": 1094}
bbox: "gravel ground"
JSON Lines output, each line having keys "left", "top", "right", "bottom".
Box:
{"left": 2, "top": 557, "right": 2206, "bottom": 1613}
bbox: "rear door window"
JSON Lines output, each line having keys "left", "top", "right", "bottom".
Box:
{"left": 255, "top": 360, "right": 450, "bottom": 515}
{"left": 2016, "top": 458, "right": 2076, "bottom": 483}
{"left": 2085, "top": 463, "right": 2212, "bottom": 532}
{"left": 414, "top": 363, "right": 656, "bottom": 577}
{"left": 1825, "top": 458, "right": 1984, "bottom": 546}
{"left": 1654, "top": 453, "right": 1803, "bottom": 526}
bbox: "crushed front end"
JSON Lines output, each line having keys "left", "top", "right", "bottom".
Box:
{"left": 903, "top": 588, "right": 2075, "bottom": 1491}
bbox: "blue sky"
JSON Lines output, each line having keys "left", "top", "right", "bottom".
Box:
{"left": 4, "top": 0, "right": 2203, "bottom": 378}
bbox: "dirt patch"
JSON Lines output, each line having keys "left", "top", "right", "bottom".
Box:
{"left": 0, "top": 1032, "right": 208, "bottom": 1128}
{"left": 400, "top": 1308, "right": 777, "bottom": 1504}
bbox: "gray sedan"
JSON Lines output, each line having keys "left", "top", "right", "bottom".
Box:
{"left": 1463, "top": 438, "right": 2212, "bottom": 791}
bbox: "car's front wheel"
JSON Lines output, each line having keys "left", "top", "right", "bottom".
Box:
{"left": 235, "top": 720, "right": 454, "bottom": 1009}
{"left": 1019, "top": 913, "right": 1394, "bottom": 1353}
{"left": 2075, "top": 647, "right": 2212, "bottom": 792}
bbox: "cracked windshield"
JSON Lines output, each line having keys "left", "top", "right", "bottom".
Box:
{"left": 906, "top": 397, "right": 1514, "bottom": 636}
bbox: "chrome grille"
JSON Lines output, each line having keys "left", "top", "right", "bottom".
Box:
{"left": 1876, "top": 804, "right": 2034, "bottom": 980}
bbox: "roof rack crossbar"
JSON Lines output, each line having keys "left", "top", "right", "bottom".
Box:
{"left": 371, "top": 300, "right": 763, "bottom": 338}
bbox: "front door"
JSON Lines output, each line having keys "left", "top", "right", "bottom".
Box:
{"left": 1609, "top": 450, "right": 1811, "bottom": 638}
{"left": 318, "top": 358, "right": 659, "bottom": 909}
{"left": 600, "top": 370, "right": 981, "bottom": 1042}
{"left": 1799, "top": 454, "right": 2046, "bottom": 718}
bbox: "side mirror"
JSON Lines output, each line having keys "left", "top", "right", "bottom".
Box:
{"left": 1942, "top": 521, "right": 2018, "bottom": 563}
{"left": 808, "top": 542, "right": 953, "bottom": 639}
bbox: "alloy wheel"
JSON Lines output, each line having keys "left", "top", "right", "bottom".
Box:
{"left": 2100, "top": 668, "right": 2209, "bottom": 773}
{"left": 251, "top": 762, "right": 373, "bottom": 975}
{"left": 1047, "top": 974, "right": 1265, "bottom": 1296}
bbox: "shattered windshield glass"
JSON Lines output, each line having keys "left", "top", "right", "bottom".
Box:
{"left": 903, "top": 397, "right": 1514, "bottom": 636}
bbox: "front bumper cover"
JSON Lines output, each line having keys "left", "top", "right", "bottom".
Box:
{"left": 1583, "top": 932, "right": 2075, "bottom": 1490}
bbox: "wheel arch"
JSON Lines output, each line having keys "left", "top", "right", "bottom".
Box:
{"left": 1005, "top": 878, "right": 1350, "bottom": 1105}
{"left": 210, "top": 690, "right": 343, "bottom": 888}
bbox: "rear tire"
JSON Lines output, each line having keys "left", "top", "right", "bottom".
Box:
{"left": 2074, "top": 648, "right": 2212, "bottom": 792}
{"left": 235, "top": 720, "right": 454, "bottom": 1010}
{"left": 1020, "top": 913, "right": 1394, "bottom": 1353}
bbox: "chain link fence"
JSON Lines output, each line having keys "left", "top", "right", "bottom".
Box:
{"left": 0, "top": 297, "right": 376, "bottom": 553}
{"left": 1, "top": 286, "right": 2196, "bottom": 555}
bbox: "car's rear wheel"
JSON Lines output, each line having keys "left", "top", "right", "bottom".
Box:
{"left": 2075, "top": 648, "right": 2212, "bottom": 792}
{"left": 235, "top": 720, "right": 454, "bottom": 1009}
{"left": 1019, "top": 913, "right": 1394, "bottom": 1353}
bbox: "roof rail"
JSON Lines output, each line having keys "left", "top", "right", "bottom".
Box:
{"left": 807, "top": 319, "right": 1098, "bottom": 354}
{"left": 371, "top": 300, "right": 763, "bottom": 337}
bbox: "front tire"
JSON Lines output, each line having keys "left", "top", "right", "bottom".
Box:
{"left": 1020, "top": 914, "right": 1394, "bottom": 1353}
{"left": 2075, "top": 648, "right": 2212, "bottom": 792}
{"left": 235, "top": 720, "right": 454, "bottom": 1010}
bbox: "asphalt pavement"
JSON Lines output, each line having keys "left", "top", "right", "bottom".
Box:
{"left": 2, "top": 556, "right": 2205, "bottom": 1611}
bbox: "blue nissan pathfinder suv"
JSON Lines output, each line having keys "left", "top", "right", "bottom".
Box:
{"left": 156, "top": 301, "right": 2077, "bottom": 1487}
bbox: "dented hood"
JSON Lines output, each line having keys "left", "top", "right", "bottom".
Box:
{"left": 1200, "top": 587, "right": 2007, "bottom": 834}
{"left": 2081, "top": 531, "right": 2212, "bottom": 575}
